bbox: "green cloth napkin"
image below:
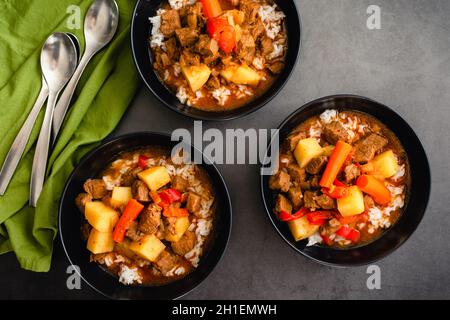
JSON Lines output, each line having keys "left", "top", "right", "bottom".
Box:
{"left": 0, "top": 0, "right": 140, "bottom": 271}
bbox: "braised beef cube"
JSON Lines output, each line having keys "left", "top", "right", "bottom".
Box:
{"left": 287, "top": 164, "right": 307, "bottom": 185}
{"left": 171, "top": 230, "right": 196, "bottom": 255}
{"left": 175, "top": 28, "right": 199, "bottom": 47}
{"left": 315, "top": 194, "right": 335, "bottom": 210}
{"left": 195, "top": 35, "right": 219, "bottom": 56}
{"left": 322, "top": 218, "right": 341, "bottom": 235}
{"left": 165, "top": 37, "right": 179, "bottom": 61}
{"left": 206, "top": 75, "right": 221, "bottom": 89}
{"left": 286, "top": 131, "right": 307, "bottom": 151}
{"left": 181, "top": 49, "right": 201, "bottom": 66}
{"left": 155, "top": 250, "right": 180, "bottom": 274}
{"left": 186, "top": 192, "right": 201, "bottom": 214}
{"left": 344, "top": 163, "right": 360, "bottom": 183}
{"left": 132, "top": 180, "right": 151, "bottom": 202}
{"left": 240, "top": 0, "right": 259, "bottom": 20}
{"left": 274, "top": 194, "right": 292, "bottom": 214}
{"left": 138, "top": 204, "right": 161, "bottom": 235}
{"left": 303, "top": 191, "right": 318, "bottom": 210}
{"left": 238, "top": 32, "right": 256, "bottom": 64}
{"left": 83, "top": 179, "right": 107, "bottom": 199}
{"left": 267, "top": 61, "right": 285, "bottom": 74}
{"left": 323, "top": 121, "right": 352, "bottom": 144}
{"left": 126, "top": 221, "right": 143, "bottom": 242}
{"left": 364, "top": 195, "right": 375, "bottom": 210}
{"left": 261, "top": 37, "right": 273, "bottom": 56}
{"left": 287, "top": 187, "right": 303, "bottom": 209}
{"left": 300, "top": 180, "right": 311, "bottom": 190}
{"left": 75, "top": 193, "right": 92, "bottom": 212}
{"left": 251, "top": 19, "right": 265, "bottom": 39}
{"left": 172, "top": 176, "right": 188, "bottom": 192}
{"left": 310, "top": 176, "right": 321, "bottom": 189}
{"left": 160, "top": 9, "right": 181, "bottom": 37}
{"left": 268, "top": 170, "right": 291, "bottom": 192}
{"left": 120, "top": 167, "right": 141, "bottom": 186}
{"left": 353, "top": 133, "right": 388, "bottom": 163}
{"left": 306, "top": 156, "right": 328, "bottom": 175}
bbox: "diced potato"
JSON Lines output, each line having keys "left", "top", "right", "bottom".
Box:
{"left": 223, "top": 10, "right": 245, "bottom": 25}
{"left": 138, "top": 166, "right": 171, "bottom": 191}
{"left": 220, "top": 64, "right": 262, "bottom": 86}
{"left": 181, "top": 64, "right": 211, "bottom": 92}
{"left": 111, "top": 187, "right": 132, "bottom": 206}
{"left": 129, "top": 234, "right": 166, "bottom": 262}
{"left": 321, "top": 145, "right": 335, "bottom": 157}
{"left": 370, "top": 150, "right": 399, "bottom": 178}
{"left": 87, "top": 229, "right": 115, "bottom": 254}
{"left": 165, "top": 216, "right": 190, "bottom": 242}
{"left": 288, "top": 216, "right": 319, "bottom": 241}
{"left": 337, "top": 186, "right": 365, "bottom": 217}
{"left": 294, "top": 138, "right": 323, "bottom": 168}
{"left": 85, "top": 201, "right": 119, "bottom": 233}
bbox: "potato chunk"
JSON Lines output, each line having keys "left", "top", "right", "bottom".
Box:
{"left": 288, "top": 216, "right": 319, "bottom": 241}
{"left": 87, "top": 229, "right": 115, "bottom": 254}
{"left": 129, "top": 234, "right": 166, "bottom": 262}
{"left": 165, "top": 217, "right": 190, "bottom": 242}
{"left": 182, "top": 64, "right": 211, "bottom": 92}
{"left": 337, "top": 186, "right": 365, "bottom": 217}
{"left": 111, "top": 187, "right": 132, "bottom": 206}
{"left": 85, "top": 201, "right": 119, "bottom": 233}
{"left": 138, "top": 166, "right": 171, "bottom": 191}
{"left": 294, "top": 138, "right": 323, "bottom": 168}
{"left": 220, "top": 64, "right": 262, "bottom": 86}
{"left": 370, "top": 150, "right": 399, "bottom": 178}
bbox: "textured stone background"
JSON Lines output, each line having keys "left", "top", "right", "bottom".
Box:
{"left": 1, "top": 0, "right": 449, "bottom": 299}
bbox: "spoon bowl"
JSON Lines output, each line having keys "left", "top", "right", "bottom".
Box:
{"left": 84, "top": 0, "right": 119, "bottom": 49}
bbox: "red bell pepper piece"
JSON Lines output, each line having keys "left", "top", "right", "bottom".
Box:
{"left": 278, "top": 208, "right": 308, "bottom": 222}
{"left": 337, "top": 212, "right": 369, "bottom": 225}
{"left": 112, "top": 199, "right": 144, "bottom": 243}
{"left": 321, "top": 234, "right": 333, "bottom": 246}
{"left": 335, "top": 226, "right": 360, "bottom": 242}
{"left": 321, "top": 185, "right": 348, "bottom": 199}
{"left": 163, "top": 206, "right": 189, "bottom": 218}
{"left": 138, "top": 155, "right": 149, "bottom": 169}
{"left": 158, "top": 188, "right": 182, "bottom": 204}
{"left": 218, "top": 25, "right": 236, "bottom": 54}
{"left": 333, "top": 179, "right": 345, "bottom": 187}
{"left": 306, "top": 211, "right": 333, "bottom": 225}
{"left": 150, "top": 191, "right": 169, "bottom": 208}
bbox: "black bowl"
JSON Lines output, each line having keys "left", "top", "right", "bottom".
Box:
{"left": 59, "top": 132, "right": 232, "bottom": 299}
{"left": 131, "top": 0, "right": 301, "bottom": 121}
{"left": 261, "top": 95, "right": 431, "bottom": 267}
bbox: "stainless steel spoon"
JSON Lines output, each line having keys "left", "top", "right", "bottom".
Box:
{"left": 0, "top": 34, "right": 80, "bottom": 196}
{"left": 52, "top": 0, "right": 119, "bottom": 140}
{"left": 29, "top": 33, "right": 78, "bottom": 207}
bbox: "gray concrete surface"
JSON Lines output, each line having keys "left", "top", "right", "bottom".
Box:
{"left": 1, "top": 0, "right": 450, "bottom": 299}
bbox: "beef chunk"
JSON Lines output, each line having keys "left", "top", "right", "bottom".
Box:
{"left": 181, "top": 49, "right": 201, "bottom": 66}
{"left": 364, "top": 195, "right": 375, "bottom": 210}
{"left": 195, "top": 35, "right": 219, "bottom": 57}
{"left": 267, "top": 61, "right": 285, "bottom": 74}
{"left": 344, "top": 163, "right": 360, "bottom": 183}
{"left": 238, "top": 32, "right": 256, "bottom": 64}
{"left": 268, "top": 170, "right": 291, "bottom": 192}
{"left": 353, "top": 133, "right": 388, "bottom": 163}
{"left": 120, "top": 167, "right": 141, "bottom": 187}
{"left": 315, "top": 194, "right": 336, "bottom": 210}
{"left": 301, "top": 176, "right": 321, "bottom": 190}
{"left": 160, "top": 9, "right": 181, "bottom": 37}
{"left": 126, "top": 221, "right": 143, "bottom": 242}
{"left": 132, "top": 180, "right": 150, "bottom": 202}
{"left": 206, "top": 75, "right": 221, "bottom": 89}
{"left": 172, "top": 176, "right": 188, "bottom": 193}
{"left": 287, "top": 187, "right": 303, "bottom": 209}
{"left": 250, "top": 19, "right": 265, "bottom": 39}
{"left": 322, "top": 218, "right": 341, "bottom": 235}
{"left": 186, "top": 192, "right": 201, "bottom": 214}
{"left": 75, "top": 193, "right": 92, "bottom": 212}
{"left": 240, "top": 0, "right": 260, "bottom": 20}
{"left": 306, "top": 156, "right": 328, "bottom": 175}
{"left": 287, "top": 164, "right": 307, "bottom": 185}
{"left": 138, "top": 204, "right": 161, "bottom": 235}
{"left": 164, "top": 37, "right": 180, "bottom": 61}
{"left": 83, "top": 179, "right": 107, "bottom": 199}
{"left": 175, "top": 28, "right": 199, "bottom": 47}
{"left": 261, "top": 37, "right": 273, "bottom": 56}
{"left": 286, "top": 130, "right": 307, "bottom": 151}
{"left": 323, "top": 121, "right": 352, "bottom": 144}
{"left": 155, "top": 250, "right": 180, "bottom": 274}
{"left": 171, "top": 230, "right": 196, "bottom": 255}
{"left": 274, "top": 194, "right": 292, "bottom": 214}
{"left": 303, "top": 191, "right": 318, "bottom": 210}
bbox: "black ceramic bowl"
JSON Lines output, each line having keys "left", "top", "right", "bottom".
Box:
{"left": 59, "top": 132, "right": 232, "bottom": 299}
{"left": 261, "top": 95, "right": 431, "bottom": 267}
{"left": 131, "top": 0, "right": 301, "bottom": 121}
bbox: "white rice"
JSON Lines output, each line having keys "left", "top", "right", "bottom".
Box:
{"left": 102, "top": 175, "right": 120, "bottom": 190}
{"left": 185, "top": 218, "right": 213, "bottom": 267}
{"left": 176, "top": 86, "right": 189, "bottom": 104}
{"left": 392, "top": 164, "right": 406, "bottom": 181}
{"left": 149, "top": 9, "right": 166, "bottom": 48}
{"left": 268, "top": 41, "right": 284, "bottom": 60}
{"left": 307, "top": 232, "right": 323, "bottom": 246}
{"left": 165, "top": 266, "right": 186, "bottom": 277}
{"left": 319, "top": 109, "right": 338, "bottom": 124}
{"left": 258, "top": 4, "right": 286, "bottom": 39}
{"left": 118, "top": 265, "right": 142, "bottom": 285}
{"left": 308, "top": 120, "right": 322, "bottom": 139}
{"left": 252, "top": 57, "right": 264, "bottom": 70}
{"left": 212, "top": 87, "right": 231, "bottom": 106}
{"left": 236, "top": 85, "right": 253, "bottom": 99}
{"left": 168, "top": 0, "right": 184, "bottom": 9}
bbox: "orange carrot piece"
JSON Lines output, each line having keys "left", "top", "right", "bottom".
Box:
{"left": 319, "top": 141, "right": 353, "bottom": 189}
{"left": 200, "top": 0, "right": 222, "bottom": 19}
{"left": 356, "top": 175, "right": 392, "bottom": 205}
{"left": 112, "top": 199, "right": 144, "bottom": 243}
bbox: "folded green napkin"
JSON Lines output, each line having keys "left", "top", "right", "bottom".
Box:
{"left": 0, "top": 0, "right": 140, "bottom": 271}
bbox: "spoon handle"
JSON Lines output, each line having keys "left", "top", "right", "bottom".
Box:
{"left": 29, "top": 91, "right": 58, "bottom": 207}
{"left": 52, "top": 51, "right": 94, "bottom": 141}
{"left": 0, "top": 79, "right": 49, "bottom": 195}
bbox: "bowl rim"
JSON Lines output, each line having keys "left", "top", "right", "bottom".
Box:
{"left": 260, "top": 94, "right": 431, "bottom": 267}
{"left": 58, "top": 131, "right": 233, "bottom": 299}
{"left": 130, "top": 0, "right": 302, "bottom": 121}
